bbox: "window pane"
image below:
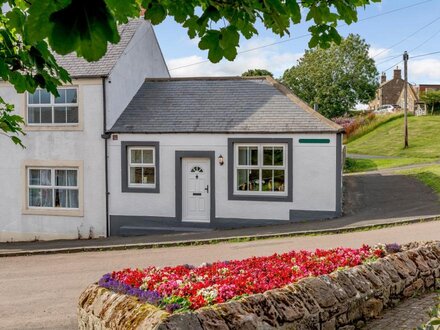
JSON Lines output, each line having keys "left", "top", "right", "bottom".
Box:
{"left": 66, "top": 170, "right": 77, "bottom": 186}
{"left": 29, "top": 188, "right": 53, "bottom": 207}
{"left": 40, "top": 169, "right": 51, "bottom": 186}
{"left": 40, "top": 107, "right": 52, "bottom": 123}
{"left": 131, "top": 150, "right": 142, "bottom": 163}
{"left": 274, "top": 170, "right": 285, "bottom": 192}
{"left": 55, "top": 189, "right": 78, "bottom": 208}
{"left": 28, "top": 107, "right": 40, "bottom": 124}
{"left": 29, "top": 169, "right": 41, "bottom": 185}
{"left": 249, "top": 169, "right": 259, "bottom": 191}
{"left": 262, "top": 169, "right": 273, "bottom": 191}
{"left": 263, "top": 147, "right": 273, "bottom": 166}
{"left": 28, "top": 92, "right": 39, "bottom": 105}
{"left": 65, "top": 89, "right": 77, "bottom": 103}
{"left": 142, "top": 149, "right": 153, "bottom": 164}
{"left": 40, "top": 90, "right": 50, "bottom": 104}
{"left": 55, "top": 89, "right": 66, "bottom": 104}
{"left": 237, "top": 169, "right": 248, "bottom": 191}
{"left": 66, "top": 107, "right": 78, "bottom": 123}
{"left": 238, "top": 146, "right": 258, "bottom": 166}
{"left": 142, "top": 167, "right": 155, "bottom": 184}
{"left": 250, "top": 147, "right": 258, "bottom": 165}
{"left": 237, "top": 169, "right": 259, "bottom": 191}
{"left": 130, "top": 167, "right": 142, "bottom": 184}
{"left": 274, "top": 147, "right": 284, "bottom": 166}
{"left": 54, "top": 106, "right": 66, "bottom": 123}
{"left": 55, "top": 170, "right": 66, "bottom": 186}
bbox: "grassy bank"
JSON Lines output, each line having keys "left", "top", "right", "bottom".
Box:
{"left": 347, "top": 116, "right": 440, "bottom": 159}
{"left": 398, "top": 165, "right": 440, "bottom": 196}
{"left": 345, "top": 113, "right": 403, "bottom": 143}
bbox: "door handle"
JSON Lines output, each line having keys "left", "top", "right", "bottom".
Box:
{"left": 193, "top": 193, "right": 202, "bottom": 196}
{"left": 204, "top": 185, "right": 209, "bottom": 193}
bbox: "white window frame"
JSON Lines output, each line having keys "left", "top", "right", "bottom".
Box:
{"left": 27, "top": 167, "right": 79, "bottom": 210}
{"left": 234, "top": 143, "right": 288, "bottom": 196}
{"left": 127, "top": 146, "right": 156, "bottom": 188}
{"left": 27, "top": 87, "right": 79, "bottom": 126}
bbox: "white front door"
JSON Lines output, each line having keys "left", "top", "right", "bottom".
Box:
{"left": 182, "top": 158, "right": 210, "bottom": 222}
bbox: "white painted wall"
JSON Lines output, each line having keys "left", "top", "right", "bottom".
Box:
{"left": 108, "top": 133, "right": 338, "bottom": 222}
{"left": 0, "top": 80, "right": 106, "bottom": 242}
{"left": 105, "top": 21, "right": 170, "bottom": 130}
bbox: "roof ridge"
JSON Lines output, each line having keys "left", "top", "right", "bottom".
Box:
{"left": 143, "top": 76, "right": 267, "bottom": 82}
{"left": 264, "top": 76, "right": 344, "bottom": 133}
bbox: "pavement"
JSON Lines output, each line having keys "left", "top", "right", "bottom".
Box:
{"left": 1, "top": 171, "right": 440, "bottom": 257}
{"left": 1, "top": 221, "right": 440, "bottom": 330}
{"left": 364, "top": 292, "right": 438, "bottom": 330}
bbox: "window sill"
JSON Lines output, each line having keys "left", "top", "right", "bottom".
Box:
{"left": 229, "top": 194, "right": 292, "bottom": 202}
{"left": 122, "top": 187, "right": 160, "bottom": 193}
{"left": 22, "top": 208, "right": 84, "bottom": 217}
{"left": 24, "top": 124, "right": 83, "bottom": 132}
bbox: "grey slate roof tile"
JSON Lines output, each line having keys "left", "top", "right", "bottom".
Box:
{"left": 110, "top": 77, "right": 342, "bottom": 134}
{"left": 54, "top": 19, "right": 142, "bottom": 77}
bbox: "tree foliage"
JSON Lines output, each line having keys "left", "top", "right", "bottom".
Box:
{"left": 420, "top": 90, "right": 440, "bottom": 114}
{"left": 242, "top": 69, "right": 273, "bottom": 77}
{"left": 281, "top": 34, "right": 378, "bottom": 118}
{"left": 1, "top": 0, "right": 381, "bottom": 145}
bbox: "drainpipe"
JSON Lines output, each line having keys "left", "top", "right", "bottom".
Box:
{"left": 101, "top": 77, "right": 111, "bottom": 237}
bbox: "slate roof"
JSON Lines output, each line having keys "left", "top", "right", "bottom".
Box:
{"left": 54, "top": 19, "right": 143, "bottom": 78}
{"left": 110, "top": 77, "right": 342, "bottom": 134}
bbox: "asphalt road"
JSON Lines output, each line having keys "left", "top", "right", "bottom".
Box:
{"left": 1, "top": 221, "right": 440, "bottom": 330}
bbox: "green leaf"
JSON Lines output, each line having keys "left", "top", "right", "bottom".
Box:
{"left": 219, "top": 27, "right": 239, "bottom": 50}
{"left": 286, "top": 0, "right": 301, "bottom": 24}
{"left": 144, "top": 2, "right": 167, "bottom": 25}
{"left": 223, "top": 46, "right": 238, "bottom": 61}
{"left": 104, "top": 0, "right": 139, "bottom": 22}
{"left": 208, "top": 46, "right": 223, "bottom": 63}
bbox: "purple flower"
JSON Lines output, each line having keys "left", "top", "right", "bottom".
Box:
{"left": 98, "top": 273, "right": 162, "bottom": 306}
{"left": 165, "top": 303, "right": 181, "bottom": 313}
{"left": 385, "top": 243, "right": 401, "bottom": 254}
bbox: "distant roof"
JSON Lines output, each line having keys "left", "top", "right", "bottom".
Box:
{"left": 55, "top": 19, "right": 143, "bottom": 78}
{"left": 110, "top": 77, "right": 342, "bottom": 134}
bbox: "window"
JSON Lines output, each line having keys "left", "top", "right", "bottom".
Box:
{"left": 28, "top": 168, "right": 79, "bottom": 209}
{"left": 27, "top": 88, "right": 78, "bottom": 125}
{"left": 235, "top": 144, "right": 287, "bottom": 195}
{"left": 121, "top": 142, "right": 159, "bottom": 193}
{"left": 128, "top": 147, "right": 156, "bottom": 187}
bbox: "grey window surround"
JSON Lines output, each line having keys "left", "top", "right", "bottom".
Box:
{"left": 175, "top": 151, "right": 216, "bottom": 222}
{"left": 121, "top": 141, "right": 160, "bottom": 193}
{"left": 228, "top": 138, "right": 293, "bottom": 202}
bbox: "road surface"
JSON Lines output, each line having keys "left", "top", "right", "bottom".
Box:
{"left": 1, "top": 221, "right": 439, "bottom": 329}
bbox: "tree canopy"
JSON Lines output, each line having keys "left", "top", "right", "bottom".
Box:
{"left": 1, "top": 0, "right": 381, "bottom": 145}
{"left": 281, "top": 34, "right": 378, "bottom": 118}
{"left": 420, "top": 90, "right": 440, "bottom": 114}
{"left": 242, "top": 69, "right": 273, "bottom": 77}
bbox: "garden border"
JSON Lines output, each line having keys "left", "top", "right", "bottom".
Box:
{"left": 78, "top": 241, "right": 440, "bottom": 329}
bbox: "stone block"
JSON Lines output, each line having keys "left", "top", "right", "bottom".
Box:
{"left": 361, "top": 298, "right": 384, "bottom": 319}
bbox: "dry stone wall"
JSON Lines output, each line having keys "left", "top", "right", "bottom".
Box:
{"left": 78, "top": 241, "right": 440, "bottom": 329}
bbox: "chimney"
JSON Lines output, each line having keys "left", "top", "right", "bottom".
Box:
{"left": 380, "top": 72, "right": 386, "bottom": 83}
{"left": 393, "top": 67, "right": 402, "bottom": 80}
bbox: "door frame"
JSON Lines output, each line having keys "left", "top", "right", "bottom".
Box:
{"left": 175, "top": 151, "right": 215, "bottom": 223}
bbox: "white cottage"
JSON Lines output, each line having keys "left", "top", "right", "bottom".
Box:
{"left": 107, "top": 77, "right": 344, "bottom": 236}
{"left": 0, "top": 20, "right": 343, "bottom": 241}
{"left": 0, "top": 19, "right": 169, "bottom": 242}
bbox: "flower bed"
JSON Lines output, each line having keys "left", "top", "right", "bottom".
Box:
{"left": 98, "top": 245, "right": 385, "bottom": 313}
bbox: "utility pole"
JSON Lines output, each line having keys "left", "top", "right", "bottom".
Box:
{"left": 403, "top": 51, "right": 409, "bottom": 148}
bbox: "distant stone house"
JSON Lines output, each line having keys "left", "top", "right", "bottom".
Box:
{"left": 369, "top": 68, "right": 419, "bottom": 112}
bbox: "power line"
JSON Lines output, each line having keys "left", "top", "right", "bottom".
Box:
{"left": 169, "top": 0, "right": 433, "bottom": 71}
{"left": 372, "top": 14, "right": 440, "bottom": 60}
{"left": 411, "top": 50, "right": 440, "bottom": 59}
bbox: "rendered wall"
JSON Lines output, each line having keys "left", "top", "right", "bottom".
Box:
{"left": 105, "top": 21, "right": 170, "bottom": 130}
{"left": 0, "top": 80, "right": 106, "bottom": 242}
{"left": 108, "top": 133, "right": 339, "bottom": 225}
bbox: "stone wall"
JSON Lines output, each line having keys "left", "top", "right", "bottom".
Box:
{"left": 78, "top": 242, "right": 440, "bottom": 329}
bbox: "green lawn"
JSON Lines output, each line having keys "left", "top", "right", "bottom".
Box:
{"left": 344, "top": 157, "right": 434, "bottom": 173}
{"left": 347, "top": 116, "right": 440, "bottom": 159}
{"left": 398, "top": 165, "right": 440, "bottom": 196}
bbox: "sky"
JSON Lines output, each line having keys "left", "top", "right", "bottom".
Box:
{"left": 153, "top": 0, "right": 440, "bottom": 84}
